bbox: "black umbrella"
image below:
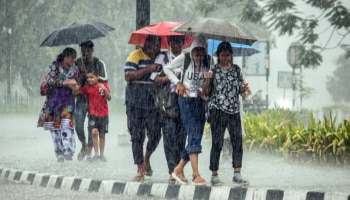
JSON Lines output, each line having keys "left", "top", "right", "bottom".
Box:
{"left": 40, "top": 21, "right": 115, "bottom": 47}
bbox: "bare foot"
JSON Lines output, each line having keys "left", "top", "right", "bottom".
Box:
{"left": 192, "top": 174, "right": 206, "bottom": 186}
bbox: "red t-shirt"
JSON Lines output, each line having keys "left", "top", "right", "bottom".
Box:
{"left": 79, "top": 82, "right": 110, "bottom": 117}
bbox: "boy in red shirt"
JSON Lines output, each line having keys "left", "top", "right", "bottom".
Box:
{"left": 77, "top": 71, "right": 111, "bottom": 161}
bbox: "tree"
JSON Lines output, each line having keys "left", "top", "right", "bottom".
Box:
{"left": 240, "top": 0, "right": 350, "bottom": 68}
{"left": 326, "top": 53, "right": 350, "bottom": 102}
{"left": 0, "top": 0, "right": 196, "bottom": 98}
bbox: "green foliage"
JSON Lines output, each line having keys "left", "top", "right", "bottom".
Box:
{"left": 240, "top": 0, "right": 350, "bottom": 68}
{"left": 326, "top": 3, "right": 350, "bottom": 29}
{"left": 243, "top": 109, "right": 350, "bottom": 165}
{"left": 267, "top": 12, "right": 302, "bottom": 36}
{"left": 193, "top": 0, "right": 217, "bottom": 16}
{"left": 300, "top": 19, "right": 319, "bottom": 44}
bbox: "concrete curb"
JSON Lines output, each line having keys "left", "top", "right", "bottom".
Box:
{"left": 1, "top": 166, "right": 349, "bottom": 200}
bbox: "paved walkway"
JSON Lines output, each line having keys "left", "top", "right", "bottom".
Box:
{"left": 1, "top": 114, "right": 350, "bottom": 199}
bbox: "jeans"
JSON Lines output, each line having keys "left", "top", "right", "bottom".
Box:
{"left": 178, "top": 97, "right": 206, "bottom": 161}
{"left": 75, "top": 95, "right": 93, "bottom": 148}
{"left": 209, "top": 108, "right": 243, "bottom": 171}
{"left": 126, "top": 106, "right": 162, "bottom": 165}
{"left": 160, "top": 113, "right": 185, "bottom": 174}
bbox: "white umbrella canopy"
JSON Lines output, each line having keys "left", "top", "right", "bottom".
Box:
{"left": 172, "top": 17, "right": 258, "bottom": 45}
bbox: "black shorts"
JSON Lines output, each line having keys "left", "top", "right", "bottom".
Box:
{"left": 88, "top": 115, "right": 109, "bottom": 134}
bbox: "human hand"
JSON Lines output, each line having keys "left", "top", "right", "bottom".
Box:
{"left": 240, "top": 83, "right": 252, "bottom": 99}
{"left": 80, "top": 65, "right": 86, "bottom": 73}
{"left": 98, "top": 83, "right": 106, "bottom": 95}
{"left": 176, "top": 82, "right": 186, "bottom": 96}
{"left": 205, "top": 71, "right": 213, "bottom": 79}
{"left": 65, "top": 79, "right": 77, "bottom": 86}
{"left": 151, "top": 63, "right": 162, "bottom": 72}
{"left": 244, "top": 83, "right": 252, "bottom": 95}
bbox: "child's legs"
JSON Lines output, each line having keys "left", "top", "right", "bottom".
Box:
{"left": 98, "top": 116, "right": 108, "bottom": 156}
{"left": 88, "top": 115, "right": 100, "bottom": 156}
{"left": 99, "top": 133, "right": 105, "bottom": 156}
{"left": 92, "top": 128, "right": 99, "bottom": 155}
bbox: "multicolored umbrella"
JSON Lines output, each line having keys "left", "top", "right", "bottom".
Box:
{"left": 207, "top": 39, "right": 260, "bottom": 57}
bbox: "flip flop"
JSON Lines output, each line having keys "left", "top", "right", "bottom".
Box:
{"left": 192, "top": 175, "right": 206, "bottom": 186}
{"left": 133, "top": 172, "right": 144, "bottom": 182}
{"left": 171, "top": 172, "right": 188, "bottom": 185}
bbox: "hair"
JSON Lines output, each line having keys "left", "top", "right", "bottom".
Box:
{"left": 145, "top": 35, "right": 161, "bottom": 45}
{"left": 167, "top": 35, "right": 185, "bottom": 43}
{"left": 216, "top": 41, "right": 233, "bottom": 63}
{"left": 192, "top": 46, "right": 206, "bottom": 53}
{"left": 217, "top": 41, "right": 233, "bottom": 55}
{"left": 79, "top": 40, "right": 94, "bottom": 49}
{"left": 56, "top": 47, "right": 77, "bottom": 63}
{"left": 86, "top": 71, "right": 99, "bottom": 77}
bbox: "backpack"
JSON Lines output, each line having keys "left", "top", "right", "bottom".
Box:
{"left": 153, "top": 53, "right": 180, "bottom": 118}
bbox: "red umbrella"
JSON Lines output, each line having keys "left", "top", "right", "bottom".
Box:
{"left": 128, "top": 21, "right": 195, "bottom": 49}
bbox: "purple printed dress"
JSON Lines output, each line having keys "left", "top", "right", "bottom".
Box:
{"left": 38, "top": 62, "right": 79, "bottom": 130}
{"left": 37, "top": 61, "right": 79, "bottom": 159}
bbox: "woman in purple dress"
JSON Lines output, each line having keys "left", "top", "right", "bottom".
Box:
{"left": 38, "top": 47, "right": 80, "bottom": 162}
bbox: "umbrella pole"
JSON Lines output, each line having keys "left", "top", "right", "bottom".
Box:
{"left": 209, "top": 40, "right": 215, "bottom": 70}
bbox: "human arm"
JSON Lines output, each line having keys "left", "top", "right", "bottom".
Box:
{"left": 125, "top": 63, "right": 161, "bottom": 81}
{"left": 202, "top": 71, "right": 213, "bottom": 97}
{"left": 124, "top": 50, "right": 161, "bottom": 81}
{"left": 71, "top": 84, "right": 81, "bottom": 95}
{"left": 46, "top": 63, "right": 79, "bottom": 89}
{"left": 154, "top": 73, "right": 169, "bottom": 83}
{"left": 163, "top": 54, "right": 188, "bottom": 96}
{"left": 163, "top": 54, "right": 185, "bottom": 84}
{"left": 97, "top": 59, "right": 108, "bottom": 82}
{"left": 98, "top": 83, "right": 111, "bottom": 101}
{"left": 236, "top": 66, "right": 251, "bottom": 96}
{"left": 240, "top": 83, "right": 252, "bottom": 99}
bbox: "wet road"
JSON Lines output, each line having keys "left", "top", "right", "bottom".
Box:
{"left": 1, "top": 113, "right": 350, "bottom": 194}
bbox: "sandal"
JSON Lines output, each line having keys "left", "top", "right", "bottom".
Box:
{"left": 144, "top": 164, "right": 153, "bottom": 176}
{"left": 171, "top": 172, "right": 188, "bottom": 185}
{"left": 133, "top": 172, "right": 144, "bottom": 182}
{"left": 192, "top": 174, "right": 206, "bottom": 186}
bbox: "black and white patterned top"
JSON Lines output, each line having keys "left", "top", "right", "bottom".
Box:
{"left": 209, "top": 64, "right": 244, "bottom": 114}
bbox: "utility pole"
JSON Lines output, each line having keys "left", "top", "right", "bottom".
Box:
{"left": 265, "top": 41, "right": 270, "bottom": 110}
{"left": 3, "top": 26, "right": 12, "bottom": 98}
{"left": 136, "top": 0, "right": 150, "bottom": 30}
{"left": 287, "top": 42, "right": 300, "bottom": 111}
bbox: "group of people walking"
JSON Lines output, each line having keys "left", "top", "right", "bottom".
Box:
{"left": 38, "top": 40, "right": 111, "bottom": 162}
{"left": 38, "top": 33, "right": 250, "bottom": 187}
{"left": 125, "top": 34, "right": 250, "bottom": 186}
